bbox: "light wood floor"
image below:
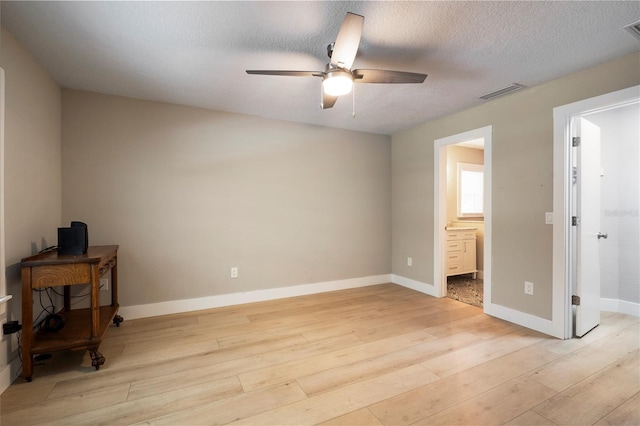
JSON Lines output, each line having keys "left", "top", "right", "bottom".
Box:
{"left": 1, "top": 283, "right": 639, "bottom": 425}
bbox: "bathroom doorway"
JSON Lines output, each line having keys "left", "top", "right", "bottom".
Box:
{"left": 444, "top": 142, "right": 485, "bottom": 308}
{"left": 434, "top": 126, "right": 492, "bottom": 311}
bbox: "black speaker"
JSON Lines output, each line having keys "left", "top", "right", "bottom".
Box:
{"left": 58, "top": 221, "right": 88, "bottom": 255}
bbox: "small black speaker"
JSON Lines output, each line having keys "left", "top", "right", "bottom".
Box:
{"left": 58, "top": 221, "right": 88, "bottom": 255}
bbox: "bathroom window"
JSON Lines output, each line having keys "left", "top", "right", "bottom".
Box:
{"left": 457, "top": 162, "right": 484, "bottom": 217}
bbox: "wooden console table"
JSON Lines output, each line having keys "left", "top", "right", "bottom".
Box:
{"left": 20, "top": 245, "right": 123, "bottom": 381}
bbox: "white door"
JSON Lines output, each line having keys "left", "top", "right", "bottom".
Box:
{"left": 574, "top": 117, "right": 602, "bottom": 337}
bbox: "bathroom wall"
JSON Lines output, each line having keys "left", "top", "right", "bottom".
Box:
{"left": 590, "top": 103, "right": 639, "bottom": 305}
{"left": 446, "top": 144, "right": 485, "bottom": 276}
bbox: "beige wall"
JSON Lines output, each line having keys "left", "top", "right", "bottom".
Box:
{"left": 392, "top": 52, "right": 640, "bottom": 320}
{"left": 0, "top": 27, "right": 62, "bottom": 376}
{"left": 62, "top": 90, "right": 391, "bottom": 306}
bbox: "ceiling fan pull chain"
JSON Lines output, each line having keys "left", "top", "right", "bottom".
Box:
{"left": 352, "top": 83, "right": 356, "bottom": 118}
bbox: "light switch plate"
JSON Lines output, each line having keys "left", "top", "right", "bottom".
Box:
{"left": 545, "top": 212, "right": 553, "bottom": 224}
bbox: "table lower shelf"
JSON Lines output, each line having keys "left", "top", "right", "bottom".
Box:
{"left": 30, "top": 305, "right": 120, "bottom": 354}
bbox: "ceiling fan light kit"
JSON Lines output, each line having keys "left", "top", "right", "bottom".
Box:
{"left": 246, "top": 12, "right": 427, "bottom": 110}
{"left": 322, "top": 69, "right": 354, "bottom": 96}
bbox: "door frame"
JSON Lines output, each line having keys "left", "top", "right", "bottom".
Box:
{"left": 434, "top": 126, "right": 492, "bottom": 306}
{"left": 552, "top": 85, "right": 640, "bottom": 339}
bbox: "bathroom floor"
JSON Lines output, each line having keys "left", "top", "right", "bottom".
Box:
{"left": 447, "top": 275, "right": 483, "bottom": 308}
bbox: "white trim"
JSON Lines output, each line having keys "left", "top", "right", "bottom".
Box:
{"left": 0, "top": 355, "right": 21, "bottom": 394}
{"left": 392, "top": 273, "right": 562, "bottom": 337}
{"left": 434, "top": 126, "right": 492, "bottom": 304}
{"left": 1, "top": 68, "right": 6, "bottom": 303}
{"left": 391, "top": 274, "right": 437, "bottom": 297}
{"left": 552, "top": 104, "right": 573, "bottom": 339}
{"left": 0, "top": 67, "right": 11, "bottom": 395}
{"left": 601, "top": 298, "right": 640, "bottom": 317}
{"left": 118, "top": 274, "right": 392, "bottom": 320}
{"left": 553, "top": 85, "right": 640, "bottom": 339}
{"left": 484, "top": 301, "right": 557, "bottom": 337}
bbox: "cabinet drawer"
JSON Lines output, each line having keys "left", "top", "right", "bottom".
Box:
{"left": 446, "top": 263, "right": 463, "bottom": 274}
{"left": 446, "top": 241, "right": 464, "bottom": 252}
{"left": 31, "top": 264, "right": 91, "bottom": 288}
{"left": 446, "top": 230, "right": 477, "bottom": 241}
{"left": 447, "top": 253, "right": 462, "bottom": 262}
{"left": 446, "top": 232, "right": 462, "bottom": 240}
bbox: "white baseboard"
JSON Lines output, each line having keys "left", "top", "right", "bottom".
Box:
{"left": 390, "top": 274, "right": 556, "bottom": 335}
{"left": 390, "top": 274, "right": 437, "bottom": 297}
{"left": 0, "top": 355, "right": 21, "bottom": 394}
{"left": 392, "top": 274, "right": 564, "bottom": 338}
{"left": 484, "top": 301, "right": 561, "bottom": 338}
{"left": 601, "top": 298, "right": 640, "bottom": 317}
{"left": 118, "top": 274, "right": 392, "bottom": 320}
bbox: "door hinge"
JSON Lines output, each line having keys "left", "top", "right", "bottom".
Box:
{"left": 572, "top": 295, "right": 581, "bottom": 305}
{"left": 572, "top": 216, "right": 580, "bottom": 226}
{"left": 572, "top": 137, "right": 581, "bottom": 147}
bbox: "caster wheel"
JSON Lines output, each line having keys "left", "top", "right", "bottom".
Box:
{"left": 113, "top": 315, "right": 124, "bottom": 327}
{"left": 90, "top": 351, "right": 105, "bottom": 370}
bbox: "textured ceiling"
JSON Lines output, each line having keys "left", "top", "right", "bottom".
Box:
{"left": 2, "top": 1, "right": 639, "bottom": 135}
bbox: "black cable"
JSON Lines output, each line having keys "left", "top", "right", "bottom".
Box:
{"left": 38, "top": 287, "right": 54, "bottom": 315}
{"left": 48, "top": 286, "right": 92, "bottom": 299}
{"left": 15, "top": 330, "right": 22, "bottom": 379}
{"left": 31, "top": 283, "right": 96, "bottom": 336}
{"left": 38, "top": 245, "right": 58, "bottom": 254}
{"left": 45, "top": 287, "right": 55, "bottom": 312}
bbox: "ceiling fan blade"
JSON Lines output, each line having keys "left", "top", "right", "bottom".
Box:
{"left": 321, "top": 86, "right": 338, "bottom": 109}
{"left": 246, "top": 70, "right": 323, "bottom": 77}
{"left": 352, "top": 69, "right": 428, "bottom": 84}
{"left": 330, "top": 12, "right": 364, "bottom": 70}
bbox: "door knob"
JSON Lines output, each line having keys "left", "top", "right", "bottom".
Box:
{"left": 597, "top": 232, "right": 608, "bottom": 239}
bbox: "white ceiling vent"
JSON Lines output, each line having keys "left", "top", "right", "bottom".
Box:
{"left": 479, "top": 83, "right": 527, "bottom": 100}
{"left": 624, "top": 19, "right": 640, "bottom": 40}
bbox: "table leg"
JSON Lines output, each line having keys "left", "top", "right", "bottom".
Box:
{"left": 64, "top": 285, "right": 71, "bottom": 312}
{"left": 90, "top": 265, "right": 100, "bottom": 339}
{"left": 111, "top": 259, "right": 118, "bottom": 307}
{"left": 21, "top": 267, "right": 33, "bottom": 381}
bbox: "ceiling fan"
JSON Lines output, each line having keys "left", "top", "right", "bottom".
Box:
{"left": 246, "top": 12, "right": 428, "bottom": 109}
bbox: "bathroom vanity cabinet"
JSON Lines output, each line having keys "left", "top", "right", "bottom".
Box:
{"left": 445, "top": 228, "right": 477, "bottom": 278}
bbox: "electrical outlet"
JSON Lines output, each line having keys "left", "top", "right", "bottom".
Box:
{"left": 524, "top": 281, "right": 534, "bottom": 295}
{"left": 407, "top": 257, "right": 413, "bottom": 267}
{"left": 100, "top": 278, "right": 109, "bottom": 291}
{"left": 230, "top": 267, "right": 238, "bottom": 278}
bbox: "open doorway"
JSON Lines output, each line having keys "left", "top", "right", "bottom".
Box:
{"left": 552, "top": 85, "right": 639, "bottom": 339}
{"left": 444, "top": 141, "right": 485, "bottom": 307}
{"left": 434, "top": 126, "right": 492, "bottom": 311}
